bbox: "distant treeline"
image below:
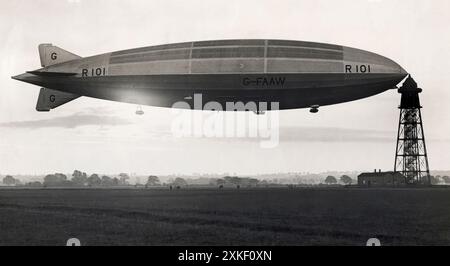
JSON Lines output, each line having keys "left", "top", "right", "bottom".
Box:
{"left": 2, "top": 171, "right": 449, "bottom": 187}
{"left": 0, "top": 171, "right": 216, "bottom": 188}
{"left": 1, "top": 171, "right": 134, "bottom": 188}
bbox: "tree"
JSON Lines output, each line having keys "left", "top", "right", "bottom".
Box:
{"left": 101, "top": 176, "right": 114, "bottom": 186}
{"left": 172, "top": 177, "right": 188, "bottom": 187}
{"left": 442, "top": 176, "right": 450, "bottom": 184}
{"left": 324, "top": 176, "right": 337, "bottom": 185}
{"left": 43, "top": 174, "right": 56, "bottom": 187}
{"left": 146, "top": 176, "right": 160, "bottom": 186}
{"left": 43, "top": 173, "right": 68, "bottom": 187}
{"left": 87, "top": 174, "right": 101, "bottom": 187}
{"left": 26, "top": 181, "right": 42, "bottom": 187}
{"left": 119, "top": 173, "right": 130, "bottom": 186}
{"left": 430, "top": 175, "right": 441, "bottom": 185}
{"left": 3, "top": 175, "right": 16, "bottom": 186}
{"left": 340, "top": 175, "right": 353, "bottom": 185}
{"left": 72, "top": 170, "right": 88, "bottom": 186}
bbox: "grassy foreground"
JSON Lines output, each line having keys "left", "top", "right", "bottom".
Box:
{"left": 0, "top": 187, "right": 449, "bottom": 246}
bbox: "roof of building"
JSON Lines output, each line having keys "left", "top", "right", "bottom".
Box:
{"left": 358, "top": 171, "right": 406, "bottom": 178}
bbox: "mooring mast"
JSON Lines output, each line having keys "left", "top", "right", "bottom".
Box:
{"left": 394, "top": 76, "right": 430, "bottom": 185}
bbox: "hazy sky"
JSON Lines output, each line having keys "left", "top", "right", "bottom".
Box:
{"left": 1, "top": 0, "right": 449, "bottom": 175}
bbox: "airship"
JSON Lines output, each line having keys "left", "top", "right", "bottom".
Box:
{"left": 12, "top": 39, "right": 407, "bottom": 113}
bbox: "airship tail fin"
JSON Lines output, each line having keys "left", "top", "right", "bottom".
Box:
{"left": 36, "top": 87, "right": 81, "bottom": 112}
{"left": 38, "top": 44, "right": 82, "bottom": 67}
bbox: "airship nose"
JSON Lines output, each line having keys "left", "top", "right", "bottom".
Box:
{"left": 390, "top": 59, "right": 408, "bottom": 75}
{"left": 343, "top": 47, "right": 408, "bottom": 75}
{"left": 398, "top": 65, "right": 408, "bottom": 75}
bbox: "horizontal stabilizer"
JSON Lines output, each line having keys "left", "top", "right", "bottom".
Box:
{"left": 27, "top": 71, "right": 77, "bottom": 77}
{"left": 38, "top": 44, "right": 81, "bottom": 67}
{"left": 36, "top": 88, "right": 80, "bottom": 112}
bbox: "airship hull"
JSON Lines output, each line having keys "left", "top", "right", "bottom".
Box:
{"left": 12, "top": 39, "right": 408, "bottom": 111}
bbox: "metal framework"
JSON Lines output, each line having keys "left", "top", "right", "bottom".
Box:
{"left": 394, "top": 76, "right": 430, "bottom": 185}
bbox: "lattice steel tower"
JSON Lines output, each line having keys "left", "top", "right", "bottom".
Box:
{"left": 394, "top": 76, "right": 430, "bottom": 185}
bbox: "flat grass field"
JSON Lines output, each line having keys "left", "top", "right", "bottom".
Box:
{"left": 0, "top": 187, "right": 449, "bottom": 246}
